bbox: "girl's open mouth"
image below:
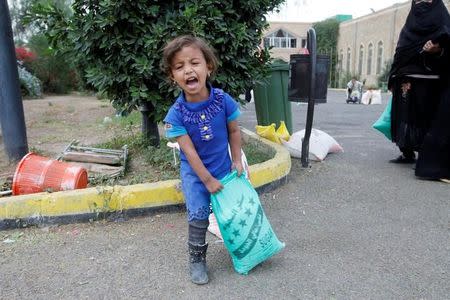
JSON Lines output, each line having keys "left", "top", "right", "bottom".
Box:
{"left": 186, "top": 77, "right": 199, "bottom": 88}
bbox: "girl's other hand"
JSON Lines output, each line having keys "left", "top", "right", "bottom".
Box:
{"left": 422, "top": 40, "right": 441, "bottom": 54}
{"left": 204, "top": 176, "right": 223, "bottom": 194}
{"left": 232, "top": 161, "right": 244, "bottom": 177}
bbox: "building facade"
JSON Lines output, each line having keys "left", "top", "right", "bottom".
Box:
{"left": 264, "top": 0, "right": 450, "bottom": 86}
{"left": 263, "top": 21, "right": 312, "bottom": 62}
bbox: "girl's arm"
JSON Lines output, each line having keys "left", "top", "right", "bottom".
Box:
{"left": 176, "top": 135, "right": 223, "bottom": 194}
{"left": 227, "top": 120, "right": 243, "bottom": 176}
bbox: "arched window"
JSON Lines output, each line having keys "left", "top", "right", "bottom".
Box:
{"left": 367, "top": 43, "right": 373, "bottom": 75}
{"left": 263, "top": 29, "right": 297, "bottom": 48}
{"left": 376, "top": 41, "right": 384, "bottom": 75}
{"left": 346, "top": 48, "right": 351, "bottom": 73}
{"left": 358, "top": 45, "right": 364, "bottom": 76}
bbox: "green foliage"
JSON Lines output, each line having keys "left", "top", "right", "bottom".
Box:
{"left": 313, "top": 18, "right": 340, "bottom": 88}
{"left": 25, "top": 34, "right": 81, "bottom": 94}
{"left": 242, "top": 140, "right": 275, "bottom": 166}
{"left": 29, "top": 0, "right": 285, "bottom": 123}
{"left": 377, "top": 59, "right": 393, "bottom": 89}
{"left": 17, "top": 63, "right": 42, "bottom": 98}
{"left": 9, "top": 0, "right": 35, "bottom": 44}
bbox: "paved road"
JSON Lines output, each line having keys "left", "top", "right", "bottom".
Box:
{"left": 1, "top": 90, "right": 449, "bottom": 299}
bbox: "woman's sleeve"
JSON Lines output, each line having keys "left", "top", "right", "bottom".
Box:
{"left": 163, "top": 107, "right": 187, "bottom": 138}
{"left": 224, "top": 93, "right": 241, "bottom": 122}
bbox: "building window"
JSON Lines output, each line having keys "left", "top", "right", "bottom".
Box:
{"left": 301, "top": 39, "right": 306, "bottom": 48}
{"left": 346, "top": 48, "right": 351, "bottom": 73}
{"left": 358, "top": 45, "right": 364, "bottom": 76}
{"left": 367, "top": 43, "right": 373, "bottom": 75}
{"left": 339, "top": 49, "right": 344, "bottom": 71}
{"left": 376, "top": 41, "right": 384, "bottom": 75}
{"left": 263, "top": 29, "right": 298, "bottom": 49}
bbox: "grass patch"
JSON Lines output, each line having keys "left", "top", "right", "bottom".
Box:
{"left": 90, "top": 128, "right": 275, "bottom": 186}
{"left": 242, "top": 139, "right": 275, "bottom": 165}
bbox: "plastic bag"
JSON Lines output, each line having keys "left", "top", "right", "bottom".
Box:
{"left": 372, "top": 97, "right": 392, "bottom": 140}
{"left": 210, "top": 171, "right": 285, "bottom": 275}
{"left": 255, "top": 121, "right": 290, "bottom": 144}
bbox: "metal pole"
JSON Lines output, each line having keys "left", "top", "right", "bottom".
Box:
{"left": 301, "top": 28, "right": 316, "bottom": 168}
{"left": 0, "top": 0, "right": 28, "bottom": 162}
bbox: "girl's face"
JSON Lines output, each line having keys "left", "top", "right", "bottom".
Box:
{"left": 170, "top": 45, "right": 212, "bottom": 102}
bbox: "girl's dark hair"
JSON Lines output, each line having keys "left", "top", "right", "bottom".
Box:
{"left": 162, "top": 35, "right": 219, "bottom": 78}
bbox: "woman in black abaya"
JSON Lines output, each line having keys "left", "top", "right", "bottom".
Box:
{"left": 415, "top": 31, "right": 450, "bottom": 182}
{"left": 387, "top": 0, "right": 450, "bottom": 165}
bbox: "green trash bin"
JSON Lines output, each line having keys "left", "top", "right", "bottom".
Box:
{"left": 253, "top": 61, "right": 293, "bottom": 134}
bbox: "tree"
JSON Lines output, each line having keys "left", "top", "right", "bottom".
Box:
{"left": 30, "top": 0, "right": 285, "bottom": 146}
{"left": 313, "top": 18, "right": 340, "bottom": 88}
{"left": 9, "top": 0, "right": 34, "bottom": 44}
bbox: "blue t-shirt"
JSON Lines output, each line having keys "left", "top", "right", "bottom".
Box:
{"left": 164, "top": 87, "right": 240, "bottom": 180}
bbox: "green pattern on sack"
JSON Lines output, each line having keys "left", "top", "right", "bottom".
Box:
{"left": 211, "top": 171, "right": 285, "bottom": 275}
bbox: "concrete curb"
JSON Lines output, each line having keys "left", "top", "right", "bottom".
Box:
{"left": 0, "top": 128, "right": 291, "bottom": 230}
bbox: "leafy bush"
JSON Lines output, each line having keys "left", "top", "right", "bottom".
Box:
{"left": 15, "top": 47, "right": 37, "bottom": 63}
{"left": 17, "top": 62, "right": 42, "bottom": 98}
{"left": 25, "top": 34, "right": 81, "bottom": 94}
{"left": 377, "top": 59, "right": 392, "bottom": 90}
{"left": 30, "top": 0, "right": 284, "bottom": 143}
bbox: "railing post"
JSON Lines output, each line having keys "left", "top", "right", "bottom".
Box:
{"left": 300, "top": 28, "right": 317, "bottom": 168}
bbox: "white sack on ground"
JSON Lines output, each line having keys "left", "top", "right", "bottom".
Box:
{"left": 281, "top": 128, "right": 344, "bottom": 161}
{"left": 361, "top": 90, "right": 382, "bottom": 105}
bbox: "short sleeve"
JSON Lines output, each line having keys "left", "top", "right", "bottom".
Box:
{"left": 163, "top": 105, "right": 187, "bottom": 138}
{"left": 224, "top": 92, "right": 241, "bottom": 122}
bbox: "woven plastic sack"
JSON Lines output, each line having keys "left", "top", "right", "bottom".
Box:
{"left": 255, "top": 121, "right": 290, "bottom": 144}
{"left": 372, "top": 97, "right": 392, "bottom": 140}
{"left": 210, "top": 171, "right": 285, "bottom": 275}
{"left": 281, "top": 128, "right": 343, "bottom": 161}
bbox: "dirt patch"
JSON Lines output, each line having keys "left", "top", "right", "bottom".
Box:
{"left": 0, "top": 94, "right": 122, "bottom": 179}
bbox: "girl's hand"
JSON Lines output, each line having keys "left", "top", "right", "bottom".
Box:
{"left": 423, "top": 40, "right": 441, "bottom": 54}
{"left": 204, "top": 176, "right": 223, "bottom": 194}
{"left": 232, "top": 161, "right": 244, "bottom": 177}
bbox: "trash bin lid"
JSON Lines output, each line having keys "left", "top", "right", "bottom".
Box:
{"left": 270, "top": 62, "right": 289, "bottom": 71}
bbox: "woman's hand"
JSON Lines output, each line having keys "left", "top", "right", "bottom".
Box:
{"left": 232, "top": 160, "right": 244, "bottom": 177}
{"left": 204, "top": 176, "right": 223, "bottom": 194}
{"left": 423, "top": 40, "right": 442, "bottom": 54}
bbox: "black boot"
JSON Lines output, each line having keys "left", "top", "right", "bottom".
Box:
{"left": 188, "top": 242, "right": 208, "bottom": 285}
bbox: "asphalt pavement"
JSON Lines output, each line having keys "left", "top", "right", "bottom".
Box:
{"left": 1, "top": 89, "right": 448, "bottom": 299}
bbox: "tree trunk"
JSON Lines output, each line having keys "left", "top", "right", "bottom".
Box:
{"left": 139, "top": 102, "right": 160, "bottom": 147}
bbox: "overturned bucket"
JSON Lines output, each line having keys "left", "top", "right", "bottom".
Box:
{"left": 12, "top": 153, "right": 88, "bottom": 195}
